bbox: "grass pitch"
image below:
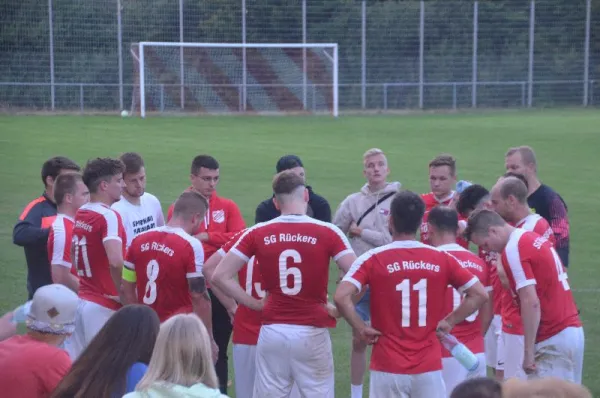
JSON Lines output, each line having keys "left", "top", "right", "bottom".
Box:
{"left": 0, "top": 109, "right": 599, "bottom": 396}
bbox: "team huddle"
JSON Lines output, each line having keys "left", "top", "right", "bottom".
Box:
{"left": 18, "top": 146, "right": 584, "bottom": 398}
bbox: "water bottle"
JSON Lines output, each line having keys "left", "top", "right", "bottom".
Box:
{"left": 439, "top": 332, "right": 479, "bottom": 372}
{"left": 11, "top": 301, "right": 32, "bottom": 324}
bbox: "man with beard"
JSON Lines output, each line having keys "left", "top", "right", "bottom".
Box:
{"left": 112, "top": 152, "right": 165, "bottom": 249}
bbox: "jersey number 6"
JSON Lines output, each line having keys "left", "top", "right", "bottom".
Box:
{"left": 279, "top": 249, "right": 302, "bottom": 296}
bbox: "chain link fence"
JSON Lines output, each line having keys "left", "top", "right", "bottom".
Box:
{"left": 1, "top": 0, "right": 598, "bottom": 113}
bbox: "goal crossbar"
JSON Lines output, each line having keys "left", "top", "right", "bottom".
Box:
{"left": 137, "top": 42, "right": 339, "bottom": 118}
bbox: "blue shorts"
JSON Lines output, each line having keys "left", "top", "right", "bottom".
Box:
{"left": 355, "top": 288, "right": 370, "bottom": 322}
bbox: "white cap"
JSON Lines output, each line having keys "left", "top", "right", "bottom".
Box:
{"left": 25, "top": 284, "right": 78, "bottom": 335}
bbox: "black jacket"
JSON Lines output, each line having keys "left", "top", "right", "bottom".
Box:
{"left": 13, "top": 193, "right": 57, "bottom": 299}
{"left": 255, "top": 186, "right": 331, "bottom": 223}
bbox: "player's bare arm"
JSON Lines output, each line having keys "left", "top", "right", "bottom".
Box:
{"left": 518, "top": 284, "right": 541, "bottom": 374}
{"left": 212, "top": 252, "right": 263, "bottom": 311}
{"left": 334, "top": 281, "right": 380, "bottom": 344}
{"left": 104, "top": 239, "right": 124, "bottom": 300}
{"left": 51, "top": 264, "right": 79, "bottom": 293}
{"left": 439, "top": 280, "right": 488, "bottom": 334}
{"left": 188, "top": 276, "right": 219, "bottom": 363}
{"left": 202, "top": 251, "right": 238, "bottom": 321}
{"left": 479, "top": 289, "right": 494, "bottom": 336}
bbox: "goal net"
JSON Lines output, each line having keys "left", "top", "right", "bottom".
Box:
{"left": 130, "top": 42, "right": 339, "bottom": 117}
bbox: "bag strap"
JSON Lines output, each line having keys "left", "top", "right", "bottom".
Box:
{"left": 356, "top": 191, "right": 396, "bottom": 227}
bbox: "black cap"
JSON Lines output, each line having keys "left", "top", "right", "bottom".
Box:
{"left": 276, "top": 155, "right": 304, "bottom": 173}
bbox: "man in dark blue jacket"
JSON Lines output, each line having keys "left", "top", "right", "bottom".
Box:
{"left": 255, "top": 155, "right": 331, "bottom": 223}
{"left": 13, "top": 156, "right": 80, "bottom": 299}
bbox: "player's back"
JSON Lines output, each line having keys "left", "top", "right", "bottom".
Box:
{"left": 517, "top": 213, "right": 555, "bottom": 245}
{"left": 73, "top": 202, "right": 126, "bottom": 310}
{"left": 440, "top": 244, "right": 488, "bottom": 354}
{"left": 360, "top": 240, "right": 476, "bottom": 374}
{"left": 128, "top": 226, "right": 203, "bottom": 321}
{"left": 231, "top": 214, "right": 352, "bottom": 328}
{"left": 502, "top": 229, "right": 580, "bottom": 342}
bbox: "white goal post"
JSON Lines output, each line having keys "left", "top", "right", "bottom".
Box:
{"left": 133, "top": 42, "right": 339, "bottom": 118}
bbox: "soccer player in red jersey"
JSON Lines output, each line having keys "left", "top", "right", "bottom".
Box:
{"left": 47, "top": 173, "right": 89, "bottom": 292}
{"left": 69, "top": 158, "right": 126, "bottom": 359}
{"left": 427, "top": 206, "right": 492, "bottom": 393}
{"left": 212, "top": 171, "right": 356, "bottom": 398}
{"left": 335, "top": 191, "right": 488, "bottom": 398}
{"left": 121, "top": 191, "right": 217, "bottom": 360}
{"left": 489, "top": 176, "right": 557, "bottom": 380}
{"left": 466, "top": 209, "right": 583, "bottom": 383}
{"left": 420, "top": 154, "right": 469, "bottom": 249}
{"left": 456, "top": 184, "right": 505, "bottom": 380}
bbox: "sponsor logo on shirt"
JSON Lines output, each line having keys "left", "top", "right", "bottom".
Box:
{"left": 132, "top": 215, "right": 156, "bottom": 235}
{"left": 212, "top": 210, "right": 225, "bottom": 224}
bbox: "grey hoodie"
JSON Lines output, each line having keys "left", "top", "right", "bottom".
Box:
{"left": 333, "top": 182, "right": 401, "bottom": 256}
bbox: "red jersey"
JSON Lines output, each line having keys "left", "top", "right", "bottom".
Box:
{"left": 47, "top": 214, "right": 77, "bottom": 277}
{"left": 73, "top": 202, "right": 127, "bottom": 310}
{"left": 218, "top": 230, "right": 265, "bottom": 345}
{"left": 125, "top": 226, "right": 204, "bottom": 322}
{"left": 231, "top": 214, "right": 353, "bottom": 328}
{"left": 502, "top": 214, "right": 556, "bottom": 335}
{"left": 167, "top": 189, "right": 246, "bottom": 260}
{"left": 420, "top": 192, "right": 469, "bottom": 249}
{"left": 500, "top": 229, "right": 580, "bottom": 343}
{"left": 478, "top": 248, "right": 502, "bottom": 316}
{"left": 439, "top": 244, "right": 490, "bottom": 357}
{"left": 344, "top": 240, "right": 478, "bottom": 375}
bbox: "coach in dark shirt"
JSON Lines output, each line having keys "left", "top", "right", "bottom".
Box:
{"left": 505, "top": 146, "right": 570, "bottom": 267}
{"left": 13, "top": 157, "right": 80, "bottom": 299}
{"left": 255, "top": 155, "right": 331, "bottom": 223}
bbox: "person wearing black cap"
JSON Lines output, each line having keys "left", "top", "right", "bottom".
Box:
{"left": 255, "top": 154, "right": 331, "bottom": 223}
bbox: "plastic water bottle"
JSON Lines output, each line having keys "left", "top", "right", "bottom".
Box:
{"left": 440, "top": 332, "right": 479, "bottom": 372}
{"left": 11, "top": 301, "right": 32, "bottom": 324}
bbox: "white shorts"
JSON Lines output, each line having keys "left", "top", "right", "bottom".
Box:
{"left": 253, "top": 324, "right": 334, "bottom": 398}
{"left": 503, "top": 332, "right": 526, "bottom": 380}
{"left": 442, "top": 353, "right": 486, "bottom": 396}
{"left": 65, "top": 299, "right": 115, "bottom": 360}
{"left": 233, "top": 344, "right": 302, "bottom": 398}
{"left": 484, "top": 315, "right": 504, "bottom": 370}
{"left": 532, "top": 326, "right": 585, "bottom": 383}
{"left": 369, "top": 370, "right": 446, "bottom": 398}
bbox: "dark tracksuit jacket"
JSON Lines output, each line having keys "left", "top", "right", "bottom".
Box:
{"left": 255, "top": 186, "right": 332, "bottom": 223}
{"left": 13, "top": 193, "right": 57, "bottom": 299}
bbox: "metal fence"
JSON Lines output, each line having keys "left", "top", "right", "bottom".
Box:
{"left": 1, "top": 0, "right": 598, "bottom": 113}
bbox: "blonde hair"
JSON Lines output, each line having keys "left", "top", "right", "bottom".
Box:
{"left": 136, "top": 314, "right": 218, "bottom": 391}
{"left": 363, "top": 148, "right": 387, "bottom": 165}
{"left": 505, "top": 146, "right": 537, "bottom": 167}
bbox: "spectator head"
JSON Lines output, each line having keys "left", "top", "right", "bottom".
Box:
{"left": 120, "top": 152, "right": 146, "bottom": 199}
{"left": 51, "top": 305, "right": 160, "bottom": 398}
{"left": 26, "top": 284, "right": 78, "bottom": 339}
{"left": 276, "top": 155, "right": 305, "bottom": 183}
{"left": 136, "top": 314, "right": 219, "bottom": 391}
{"left": 449, "top": 377, "right": 502, "bottom": 398}
{"left": 190, "top": 155, "right": 220, "bottom": 199}
{"left": 363, "top": 148, "right": 390, "bottom": 188}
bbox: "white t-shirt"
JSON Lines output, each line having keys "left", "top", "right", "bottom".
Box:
{"left": 111, "top": 192, "right": 165, "bottom": 248}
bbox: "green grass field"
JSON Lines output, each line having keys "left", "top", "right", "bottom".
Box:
{"left": 1, "top": 110, "right": 599, "bottom": 396}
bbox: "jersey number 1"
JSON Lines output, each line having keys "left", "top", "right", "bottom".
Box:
{"left": 73, "top": 236, "right": 92, "bottom": 278}
{"left": 396, "top": 279, "right": 427, "bottom": 327}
